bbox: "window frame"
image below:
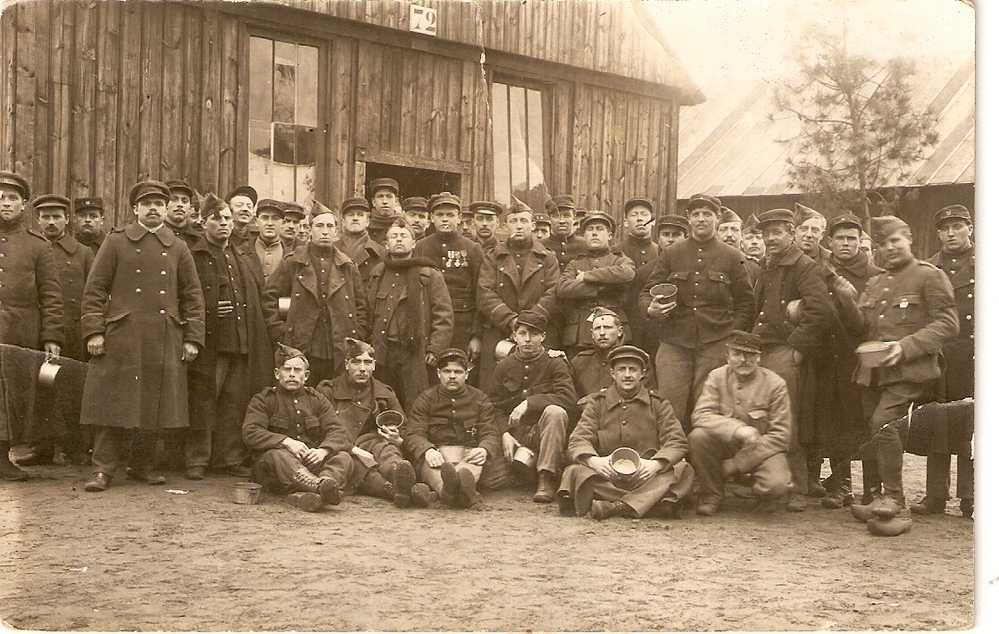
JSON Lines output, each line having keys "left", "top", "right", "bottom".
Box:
{"left": 490, "top": 73, "right": 554, "bottom": 208}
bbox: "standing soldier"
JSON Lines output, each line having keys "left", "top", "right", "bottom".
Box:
{"left": 617, "top": 198, "right": 659, "bottom": 363}
{"left": 184, "top": 195, "right": 273, "bottom": 480}
{"left": 414, "top": 192, "right": 485, "bottom": 370}
{"left": 640, "top": 194, "right": 754, "bottom": 432}
{"left": 543, "top": 195, "right": 586, "bottom": 270}
{"left": 470, "top": 200, "right": 502, "bottom": 253}
{"left": 750, "top": 207, "right": 833, "bottom": 512}
{"left": 0, "top": 173, "right": 64, "bottom": 480}
{"left": 914, "top": 205, "right": 975, "bottom": 518}
{"left": 367, "top": 218, "right": 453, "bottom": 408}
{"left": 794, "top": 204, "right": 831, "bottom": 269}
{"left": 164, "top": 180, "right": 202, "bottom": 248}
{"left": 840, "top": 216, "right": 959, "bottom": 535}
{"left": 262, "top": 208, "right": 368, "bottom": 383}
{"left": 402, "top": 196, "right": 431, "bottom": 240}
{"left": 73, "top": 197, "right": 107, "bottom": 255}
{"left": 335, "top": 197, "right": 385, "bottom": 285}
{"left": 654, "top": 215, "right": 689, "bottom": 250}
{"left": 278, "top": 201, "right": 300, "bottom": 251}
{"left": 717, "top": 206, "right": 743, "bottom": 251}
{"left": 251, "top": 199, "right": 286, "bottom": 284}
{"left": 226, "top": 185, "right": 258, "bottom": 248}
{"left": 556, "top": 212, "right": 635, "bottom": 359}
{"left": 80, "top": 180, "right": 205, "bottom": 492}
{"left": 368, "top": 177, "right": 401, "bottom": 244}
{"left": 477, "top": 202, "right": 560, "bottom": 392}
{"left": 533, "top": 212, "right": 552, "bottom": 243}
{"left": 570, "top": 307, "right": 626, "bottom": 397}
{"left": 741, "top": 213, "right": 764, "bottom": 287}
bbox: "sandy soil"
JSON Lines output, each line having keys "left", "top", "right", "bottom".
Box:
{"left": 0, "top": 458, "right": 973, "bottom": 632}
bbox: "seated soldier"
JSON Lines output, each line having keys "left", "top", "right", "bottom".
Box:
{"left": 558, "top": 345, "right": 694, "bottom": 520}
{"left": 242, "top": 344, "right": 351, "bottom": 512}
{"left": 316, "top": 338, "right": 435, "bottom": 508}
{"left": 488, "top": 307, "right": 575, "bottom": 503}
{"left": 403, "top": 349, "right": 506, "bottom": 509}
{"left": 688, "top": 331, "right": 792, "bottom": 516}
{"left": 570, "top": 307, "right": 626, "bottom": 397}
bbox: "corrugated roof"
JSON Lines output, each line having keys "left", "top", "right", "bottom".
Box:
{"left": 677, "top": 55, "right": 974, "bottom": 198}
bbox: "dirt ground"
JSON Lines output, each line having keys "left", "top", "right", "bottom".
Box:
{"left": 0, "top": 456, "right": 973, "bottom": 632}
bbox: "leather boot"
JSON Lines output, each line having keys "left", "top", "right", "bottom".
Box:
{"left": 872, "top": 494, "right": 905, "bottom": 520}
{"left": 285, "top": 491, "right": 324, "bottom": 512}
{"left": 410, "top": 483, "right": 437, "bottom": 508}
{"left": 850, "top": 494, "right": 882, "bottom": 522}
{"left": 532, "top": 470, "right": 557, "bottom": 503}
{"left": 911, "top": 495, "right": 946, "bottom": 515}
{"left": 0, "top": 443, "right": 29, "bottom": 481}
{"left": 15, "top": 442, "right": 54, "bottom": 466}
{"left": 557, "top": 491, "right": 576, "bottom": 517}
{"left": 821, "top": 459, "right": 854, "bottom": 508}
{"left": 591, "top": 500, "right": 630, "bottom": 520}
{"left": 786, "top": 492, "right": 808, "bottom": 512}
{"left": 438, "top": 462, "right": 461, "bottom": 507}
{"left": 455, "top": 466, "right": 479, "bottom": 509}
{"left": 390, "top": 460, "right": 417, "bottom": 508}
{"left": 806, "top": 458, "right": 826, "bottom": 497}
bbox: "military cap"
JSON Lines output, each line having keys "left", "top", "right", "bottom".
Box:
{"left": 515, "top": 306, "right": 548, "bottom": 333}
{"left": 469, "top": 200, "right": 503, "bottom": 216}
{"left": 282, "top": 201, "right": 306, "bottom": 221}
{"left": 508, "top": 199, "right": 534, "bottom": 216}
{"left": 551, "top": 194, "right": 576, "bottom": 210}
{"left": 369, "top": 177, "right": 399, "bottom": 196}
{"left": 32, "top": 194, "right": 71, "bottom": 214}
{"left": 719, "top": 206, "right": 742, "bottom": 225}
{"left": 429, "top": 192, "right": 461, "bottom": 212}
{"left": 129, "top": 180, "right": 170, "bottom": 206}
{"left": 624, "top": 198, "right": 655, "bottom": 215}
{"left": 828, "top": 212, "right": 864, "bottom": 234}
{"left": 274, "top": 342, "right": 308, "bottom": 368}
{"left": 74, "top": 197, "right": 104, "bottom": 213}
{"left": 686, "top": 193, "right": 721, "bottom": 215}
{"left": 578, "top": 211, "right": 616, "bottom": 233}
{"left": 165, "top": 179, "right": 194, "bottom": 198}
{"left": 794, "top": 202, "right": 824, "bottom": 226}
{"left": 0, "top": 171, "right": 30, "bottom": 200}
{"left": 344, "top": 337, "right": 375, "bottom": 360}
{"left": 870, "top": 215, "right": 910, "bottom": 244}
{"left": 574, "top": 207, "right": 588, "bottom": 219}
{"left": 656, "top": 214, "right": 690, "bottom": 234}
{"left": 726, "top": 330, "right": 763, "bottom": 354}
{"left": 460, "top": 205, "right": 474, "bottom": 219}
{"left": 588, "top": 306, "right": 621, "bottom": 324}
{"left": 607, "top": 345, "right": 650, "bottom": 369}
{"left": 225, "top": 184, "right": 258, "bottom": 205}
{"left": 341, "top": 197, "right": 370, "bottom": 214}
{"left": 310, "top": 200, "right": 338, "bottom": 221}
{"left": 436, "top": 347, "right": 469, "bottom": 369}
{"left": 255, "top": 198, "right": 285, "bottom": 215}
{"left": 534, "top": 212, "right": 551, "bottom": 226}
{"left": 756, "top": 208, "right": 795, "bottom": 228}
{"left": 402, "top": 196, "right": 429, "bottom": 212}
{"left": 742, "top": 213, "right": 761, "bottom": 234}
{"left": 198, "top": 193, "right": 228, "bottom": 219}
{"left": 933, "top": 204, "right": 973, "bottom": 228}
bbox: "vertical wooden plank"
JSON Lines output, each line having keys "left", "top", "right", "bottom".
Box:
{"left": 646, "top": 101, "right": 663, "bottom": 208}
{"left": 430, "top": 55, "right": 446, "bottom": 159}
{"left": 586, "top": 88, "right": 603, "bottom": 210}
{"left": 610, "top": 92, "right": 627, "bottom": 214}
{"left": 399, "top": 52, "right": 416, "bottom": 157}
{"left": 332, "top": 36, "right": 355, "bottom": 204}
{"left": 492, "top": 0, "right": 504, "bottom": 52}
{"left": 634, "top": 97, "right": 650, "bottom": 200}
{"left": 219, "top": 15, "right": 239, "bottom": 194}
{"left": 550, "top": 81, "right": 571, "bottom": 195}
{"left": 181, "top": 6, "right": 202, "bottom": 187}
{"left": 14, "top": 3, "right": 37, "bottom": 185}
{"left": 414, "top": 51, "right": 433, "bottom": 159}
{"left": 471, "top": 61, "right": 489, "bottom": 201}
{"left": 570, "top": 83, "right": 589, "bottom": 203}
{"left": 199, "top": 6, "right": 220, "bottom": 194}
{"left": 458, "top": 59, "right": 474, "bottom": 164}
{"left": 94, "top": 1, "right": 120, "bottom": 205}
{"left": 116, "top": 1, "right": 142, "bottom": 224}
{"left": 159, "top": 5, "right": 184, "bottom": 180}
{"left": 354, "top": 40, "right": 381, "bottom": 152}
{"left": 70, "top": 1, "right": 98, "bottom": 197}
{"left": 380, "top": 45, "right": 398, "bottom": 152}
{"left": 601, "top": 88, "right": 614, "bottom": 211}
{"left": 0, "top": 7, "right": 11, "bottom": 170}
{"left": 664, "top": 100, "right": 679, "bottom": 216}
{"left": 137, "top": 3, "right": 162, "bottom": 181}
{"left": 445, "top": 58, "right": 461, "bottom": 160}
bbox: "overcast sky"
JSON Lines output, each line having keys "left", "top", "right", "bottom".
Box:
{"left": 652, "top": 0, "right": 976, "bottom": 97}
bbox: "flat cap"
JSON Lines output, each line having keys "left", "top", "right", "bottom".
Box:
{"left": 686, "top": 193, "right": 721, "bottom": 215}
{"left": 74, "top": 197, "right": 104, "bottom": 213}
{"left": 369, "top": 177, "right": 399, "bottom": 195}
{"left": 757, "top": 208, "right": 795, "bottom": 228}
{"left": 165, "top": 179, "right": 195, "bottom": 198}
{"left": 579, "top": 211, "right": 616, "bottom": 233}
{"left": 470, "top": 201, "right": 503, "bottom": 216}
{"left": 794, "top": 202, "right": 824, "bottom": 226}
{"left": 282, "top": 201, "right": 307, "bottom": 220}
{"left": 402, "top": 196, "right": 429, "bottom": 212}
{"left": 32, "top": 194, "right": 71, "bottom": 213}
{"left": 129, "top": 180, "right": 170, "bottom": 206}
{"left": 719, "top": 206, "right": 742, "bottom": 225}
{"left": 551, "top": 194, "right": 576, "bottom": 210}
{"left": 515, "top": 306, "right": 548, "bottom": 333}
{"left": 198, "top": 193, "right": 228, "bottom": 219}
{"left": 726, "top": 330, "right": 763, "bottom": 354}
{"left": 742, "top": 213, "right": 761, "bottom": 234}
{"left": 436, "top": 347, "right": 469, "bottom": 369}
{"left": 656, "top": 214, "right": 690, "bottom": 233}
{"left": 429, "top": 192, "right": 461, "bottom": 212}
{"left": 607, "top": 345, "right": 649, "bottom": 369}
{"left": 624, "top": 198, "right": 655, "bottom": 214}
{"left": 274, "top": 342, "right": 308, "bottom": 368}
{"left": 344, "top": 336, "right": 375, "bottom": 360}
{"left": 255, "top": 198, "right": 285, "bottom": 215}
{"left": 226, "top": 184, "right": 258, "bottom": 205}
{"left": 828, "top": 213, "right": 864, "bottom": 234}
{"left": 933, "top": 204, "right": 973, "bottom": 227}
{"left": 870, "top": 215, "right": 910, "bottom": 244}
{"left": 0, "top": 171, "right": 30, "bottom": 199}
{"left": 341, "top": 197, "right": 370, "bottom": 214}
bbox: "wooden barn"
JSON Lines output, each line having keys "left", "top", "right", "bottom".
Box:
{"left": 0, "top": 0, "right": 703, "bottom": 228}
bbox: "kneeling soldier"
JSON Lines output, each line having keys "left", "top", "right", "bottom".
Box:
{"left": 688, "top": 331, "right": 793, "bottom": 515}
{"left": 489, "top": 307, "right": 575, "bottom": 503}
{"left": 316, "top": 338, "right": 435, "bottom": 508}
{"left": 404, "top": 349, "right": 505, "bottom": 509}
{"left": 242, "top": 345, "right": 351, "bottom": 512}
{"left": 558, "top": 345, "right": 693, "bottom": 520}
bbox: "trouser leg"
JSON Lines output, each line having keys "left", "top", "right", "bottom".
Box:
{"left": 655, "top": 343, "right": 695, "bottom": 432}
{"left": 690, "top": 340, "right": 729, "bottom": 412}
{"left": 862, "top": 458, "right": 882, "bottom": 498}
{"left": 211, "top": 355, "right": 248, "bottom": 469}
{"left": 587, "top": 463, "right": 693, "bottom": 517}
{"left": 91, "top": 426, "right": 125, "bottom": 475}
{"left": 864, "top": 383, "right": 925, "bottom": 505}
{"left": 761, "top": 345, "right": 805, "bottom": 496}
{"left": 184, "top": 428, "right": 212, "bottom": 468}
{"left": 956, "top": 455, "right": 974, "bottom": 500}
{"left": 925, "top": 453, "right": 952, "bottom": 500}
{"left": 127, "top": 429, "right": 159, "bottom": 471}
{"left": 535, "top": 405, "right": 567, "bottom": 475}
{"left": 687, "top": 426, "right": 732, "bottom": 501}
{"left": 752, "top": 454, "right": 792, "bottom": 499}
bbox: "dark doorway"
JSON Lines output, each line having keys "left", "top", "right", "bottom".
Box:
{"left": 364, "top": 162, "right": 462, "bottom": 199}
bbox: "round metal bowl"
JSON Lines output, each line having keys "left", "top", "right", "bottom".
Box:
{"left": 649, "top": 283, "right": 678, "bottom": 301}
{"left": 609, "top": 447, "right": 641, "bottom": 476}
{"left": 376, "top": 409, "right": 405, "bottom": 430}
{"left": 495, "top": 339, "right": 515, "bottom": 360}
{"left": 856, "top": 341, "right": 893, "bottom": 368}
{"left": 786, "top": 299, "right": 802, "bottom": 324}
{"left": 231, "top": 481, "right": 262, "bottom": 505}
{"left": 38, "top": 359, "right": 63, "bottom": 388}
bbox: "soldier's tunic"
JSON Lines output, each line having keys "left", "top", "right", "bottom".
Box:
{"left": 253, "top": 236, "right": 284, "bottom": 282}
{"left": 167, "top": 221, "right": 202, "bottom": 250}
{"left": 543, "top": 234, "right": 586, "bottom": 271}
{"left": 336, "top": 232, "right": 385, "bottom": 285}
{"left": 414, "top": 231, "right": 484, "bottom": 352}
{"left": 617, "top": 236, "right": 660, "bottom": 364}
{"left": 242, "top": 385, "right": 355, "bottom": 492}
{"left": 77, "top": 231, "right": 107, "bottom": 257}
{"left": 555, "top": 247, "right": 635, "bottom": 355}
{"left": 49, "top": 233, "right": 93, "bottom": 361}
{"left": 559, "top": 385, "right": 693, "bottom": 517}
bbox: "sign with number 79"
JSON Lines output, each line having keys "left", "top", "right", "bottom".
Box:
{"left": 409, "top": 4, "right": 438, "bottom": 36}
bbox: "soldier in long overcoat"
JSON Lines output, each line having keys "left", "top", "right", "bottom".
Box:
{"left": 80, "top": 180, "right": 205, "bottom": 492}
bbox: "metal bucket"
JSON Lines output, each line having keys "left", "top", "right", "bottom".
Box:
{"left": 231, "top": 481, "right": 262, "bottom": 505}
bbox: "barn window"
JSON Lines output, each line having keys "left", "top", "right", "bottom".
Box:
{"left": 491, "top": 79, "right": 550, "bottom": 211}
{"left": 248, "top": 36, "right": 319, "bottom": 205}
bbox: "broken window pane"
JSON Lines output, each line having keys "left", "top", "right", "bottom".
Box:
{"left": 492, "top": 80, "right": 549, "bottom": 209}
{"left": 491, "top": 82, "right": 511, "bottom": 206}
{"left": 273, "top": 41, "right": 297, "bottom": 123}
{"left": 297, "top": 46, "right": 319, "bottom": 127}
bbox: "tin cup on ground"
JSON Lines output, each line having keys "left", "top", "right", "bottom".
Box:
{"left": 231, "top": 481, "right": 262, "bottom": 505}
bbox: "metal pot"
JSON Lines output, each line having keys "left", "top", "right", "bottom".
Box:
{"left": 495, "top": 339, "right": 515, "bottom": 360}
{"left": 513, "top": 445, "right": 536, "bottom": 471}
{"left": 609, "top": 447, "right": 641, "bottom": 477}
{"left": 376, "top": 409, "right": 405, "bottom": 430}
{"left": 38, "top": 359, "right": 62, "bottom": 388}
{"left": 278, "top": 296, "right": 291, "bottom": 318}
{"left": 231, "top": 481, "right": 262, "bottom": 505}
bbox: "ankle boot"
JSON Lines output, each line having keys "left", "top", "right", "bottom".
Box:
{"left": 821, "top": 459, "right": 854, "bottom": 508}
{"left": 0, "top": 443, "right": 29, "bottom": 481}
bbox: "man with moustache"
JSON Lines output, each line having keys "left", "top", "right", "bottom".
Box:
{"left": 279, "top": 202, "right": 302, "bottom": 251}
{"left": 570, "top": 307, "right": 626, "bottom": 397}
{"left": 471, "top": 200, "right": 502, "bottom": 253}
{"left": 262, "top": 208, "right": 368, "bottom": 383}
{"left": 640, "top": 194, "right": 755, "bottom": 432}
{"left": 73, "top": 197, "right": 108, "bottom": 255}
{"left": 164, "top": 180, "right": 202, "bottom": 248}
{"left": 226, "top": 185, "right": 258, "bottom": 248}
{"left": 184, "top": 195, "right": 272, "bottom": 480}
{"left": 402, "top": 196, "right": 431, "bottom": 240}
{"left": 543, "top": 195, "right": 587, "bottom": 270}
{"left": 717, "top": 206, "right": 743, "bottom": 251}
{"left": 367, "top": 218, "right": 453, "bottom": 409}
{"left": 251, "top": 199, "right": 287, "bottom": 284}
{"left": 80, "top": 180, "right": 205, "bottom": 492}
{"left": 477, "top": 201, "right": 560, "bottom": 392}
{"left": 556, "top": 212, "right": 636, "bottom": 359}
{"left": 368, "top": 178, "right": 401, "bottom": 244}
{"left": 0, "top": 172, "right": 64, "bottom": 480}
{"left": 914, "top": 205, "right": 975, "bottom": 518}
{"left": 335, "top": 197, "right": 385, "bottom": 285}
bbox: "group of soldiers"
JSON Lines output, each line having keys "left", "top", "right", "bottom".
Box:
{"left": 0, "top": 169, "right": 974, "bottom": 536}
